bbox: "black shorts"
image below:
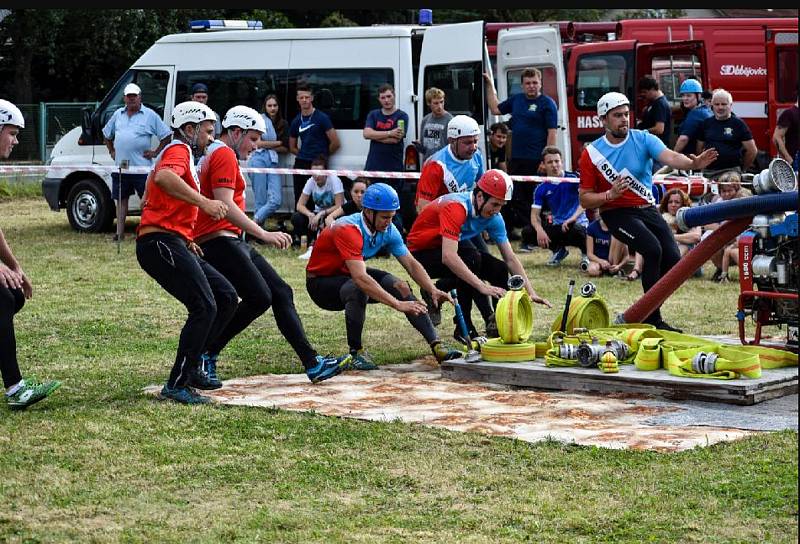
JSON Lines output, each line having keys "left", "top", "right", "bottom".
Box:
{"left": 111, "top": 172, "right": 148, "bottom": 200}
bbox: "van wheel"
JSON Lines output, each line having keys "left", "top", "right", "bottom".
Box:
{"left": 66, "top": 179, "right": 114, "bottom": 233}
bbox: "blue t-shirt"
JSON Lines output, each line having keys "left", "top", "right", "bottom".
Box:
{"left": 498, "top": 93, "right": 558, "bottom": 160}
{"left": 678, "top": 104, "right": 712, "bottom": 155}
{"left": 364, "top": 109, "right": 409, "bottom": 172}
{"left": 637, "top": 95, "right": 672, "bottom": 147}
{"left": 338, "top": 212, "right": 408, "bottom": 260}
{"left": 289, "top": 109, "right": 334, "bottom": 161}
{"left": 532, "top": 172, "right": 587, "bottom": 227}
{"left": 102, "top": 105, "right": 171, "bottom": 167}
{"left": 587, "top": 219, "right": 611, "bottom": 261}
{"left": 700, "top": 115, "right": 753, "bottom": 170}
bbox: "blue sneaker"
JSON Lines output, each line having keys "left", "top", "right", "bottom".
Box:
{"left": 186, "top": 363, "right": 221, "bottom": 391}
{"left": 518, "top": 243, "right": 534, "bottom": 253}
{"left": 546, "top": 247, "right": 569, "bottom": 266}
{"left": 158, "top": 385, "right": 211, "bottom": 404}
{"left": 201, "top": 353, "right": 223, "bottom": 388}
{"left": 306, "top": 354, "right": 351, "bottom": 383}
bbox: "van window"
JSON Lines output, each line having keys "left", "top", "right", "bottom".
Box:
{"left": 575, "top": 54, "right": 629, "bottom": 110}
{"left": 176, "top": 71, "right": 285, "bottom": 121}
{"left": 425, "top": 61, "right": 484, "bottom": 124}
{"left": 286, "top": 69, "right": 394, "bottom": 130}
{"left": 504, "top": 66, "right": 560, "bottom": 108}
{"left": 97, "top": 69, "right": 171, "bottom": 128}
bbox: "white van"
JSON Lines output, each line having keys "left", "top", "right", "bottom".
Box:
{"left": 43, "top": 20, "right": 567, "bottom": 233}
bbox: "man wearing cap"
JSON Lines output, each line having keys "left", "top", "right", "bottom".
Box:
{"left": 190, "top": 82, "right": 222, "bottom": 137}
{"left": 103, "top": 82, "right": 171, "bottom": 241}
{"left": 578, "top": 92, "right": 718, "bottom": 333}
{"left": 407, "top": 169, "right": 551, "bottom": 343}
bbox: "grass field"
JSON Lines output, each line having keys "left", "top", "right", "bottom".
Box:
{"left": 1, "top": 197, "right": 797, "bottom": 543}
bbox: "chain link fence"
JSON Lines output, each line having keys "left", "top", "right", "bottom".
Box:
{"left": 12, "top": 102, "right": 99, "bottom": 163}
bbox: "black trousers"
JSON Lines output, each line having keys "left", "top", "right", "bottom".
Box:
{"left": 199, "top": 236, "right": 318, "bottom": 369}
{"left": 600, "top": 206, "right": 681, "bottom": 324}
{"left": 502, "top": 158, "right": 541, "bottom": 235}
{"left": 0, "top": 286, "right": 25, "bottom": 388}
{"left": 521, "top": 222, "right": 587, "bottom": 254}
{"left": 292, "top": 158, "right": 313, "bottom": 212}
{"left": 136, "top": 232, "right": 238, "bottom": 388}
{"left": 306, "top": 268, "right": 436, "bottom": 351}
{"left": 412, "top": 241, "right": 508, "bottom": 334}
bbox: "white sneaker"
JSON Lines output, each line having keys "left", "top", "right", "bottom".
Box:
{"left": 298, "top": 245, "right": 314, "bottom": 260}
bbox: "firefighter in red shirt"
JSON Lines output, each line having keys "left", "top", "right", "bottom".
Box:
{"left": 305, "top": 183, "right": 461, "bottom": 369}
{"left": 136, "top": 101, "right": 236, "bottom": 405}
{"left": 407, "top": 169, "right": 551, "bottom": 342}
{"left": 193, "top": 106, "right": 351, "bottom": 385}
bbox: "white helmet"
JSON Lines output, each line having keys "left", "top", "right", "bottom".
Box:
{"left": 447, "top": 114, "right": 480, "bottom": 139}
{"left": 596, "top": 92, "right": 630, "bottom": 117}
{"left": 222, "top": 105, "right": 266, "bottom": 133}
{"left": 0, "top": 99, "right": 25, "bottom": 129}
{"left": 170, "top": 101, "right": 217, "bottom": 129}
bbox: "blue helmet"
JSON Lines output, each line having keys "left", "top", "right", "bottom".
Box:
{"left": 362, "top": 183, "right": 400, "bottom": 211}
{"left": 679, "top": 79, "right": 703, "bottom": 95}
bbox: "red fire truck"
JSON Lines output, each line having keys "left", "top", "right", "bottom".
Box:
{"left": 487, "top": 18, "right": 798, "bottom": 170}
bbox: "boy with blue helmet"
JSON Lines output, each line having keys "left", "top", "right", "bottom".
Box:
{"left": 673, "top": 79, "right": 712, "bottom": 157}
{"left": 305, "top": 183, "right": 462, "bottom": 368}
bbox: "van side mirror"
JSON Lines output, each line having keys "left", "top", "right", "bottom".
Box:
{"left": 79, "top": 106, "right": 95, "bottom": 146}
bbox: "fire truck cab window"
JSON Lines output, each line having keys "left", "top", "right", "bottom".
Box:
{"left": 576, "top": 55, "right": 627, "bottom": 109}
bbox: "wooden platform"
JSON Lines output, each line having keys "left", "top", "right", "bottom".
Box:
{"left": 440, "top": 358, "right": 798, "bottom": 406}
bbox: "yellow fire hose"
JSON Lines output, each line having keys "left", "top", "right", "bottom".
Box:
{"left": 549, "top": 294, "right": 611, "bottom": 335}
{"left": 481, "top": 289, "right": 538, "bottom": 362}
{"left": 478, "top": 284, "right": 798, "bottom": 379}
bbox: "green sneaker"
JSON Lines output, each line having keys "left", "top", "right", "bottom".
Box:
{"left": 431, "top": 341, "right": 463, "bottom": 363}
{"left": 6, "top": 379, "right": 61, "bottom": 411}
{"left": 347, "top": 349, "right": 379, "bottom": 371}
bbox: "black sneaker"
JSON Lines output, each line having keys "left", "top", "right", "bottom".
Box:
{"left": 652, "top": 320, "right": 683, "bottom": 334}
{"left": 186, "top": 366, "right": 222, "bottom": 390}
{"left": 710, "top": 267, "right": 724, "bottom": 282}
{"left": 485, "top": 312, "right": 499, "bottom": 338}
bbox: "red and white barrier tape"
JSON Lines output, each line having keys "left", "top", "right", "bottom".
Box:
{"left": 0, "top": 163, "right": 719, "bottom": 187}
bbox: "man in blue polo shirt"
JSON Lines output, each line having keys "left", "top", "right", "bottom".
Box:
{"left": 520, "top": 146, "right": 588, "bottom": 266}
{"left": 484, "top": 68, "right": 558, "bottom": 240}
{"left": 102, "top": 82, "right": 171, "bottom": 241}
{"left": 289, "top": 84, "right": 340, "bottom": 215}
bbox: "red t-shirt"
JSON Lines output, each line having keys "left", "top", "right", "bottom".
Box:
{"left": 578, "top": 147, "right": 646, "bottom": 210}
{"left": 414, "top": 161, "right": 447, "bottom": 207}
{"left": 306, "top": 222, "right": 364, "bottom": 277}
{"left": 193, "top": 143, "right": 245, "bottom": 239}
{"left": 406, "top": 197, "right": 467, "bottom": 252}
{"left": 138, "top": 143, "right": 199, "bottom": 240}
